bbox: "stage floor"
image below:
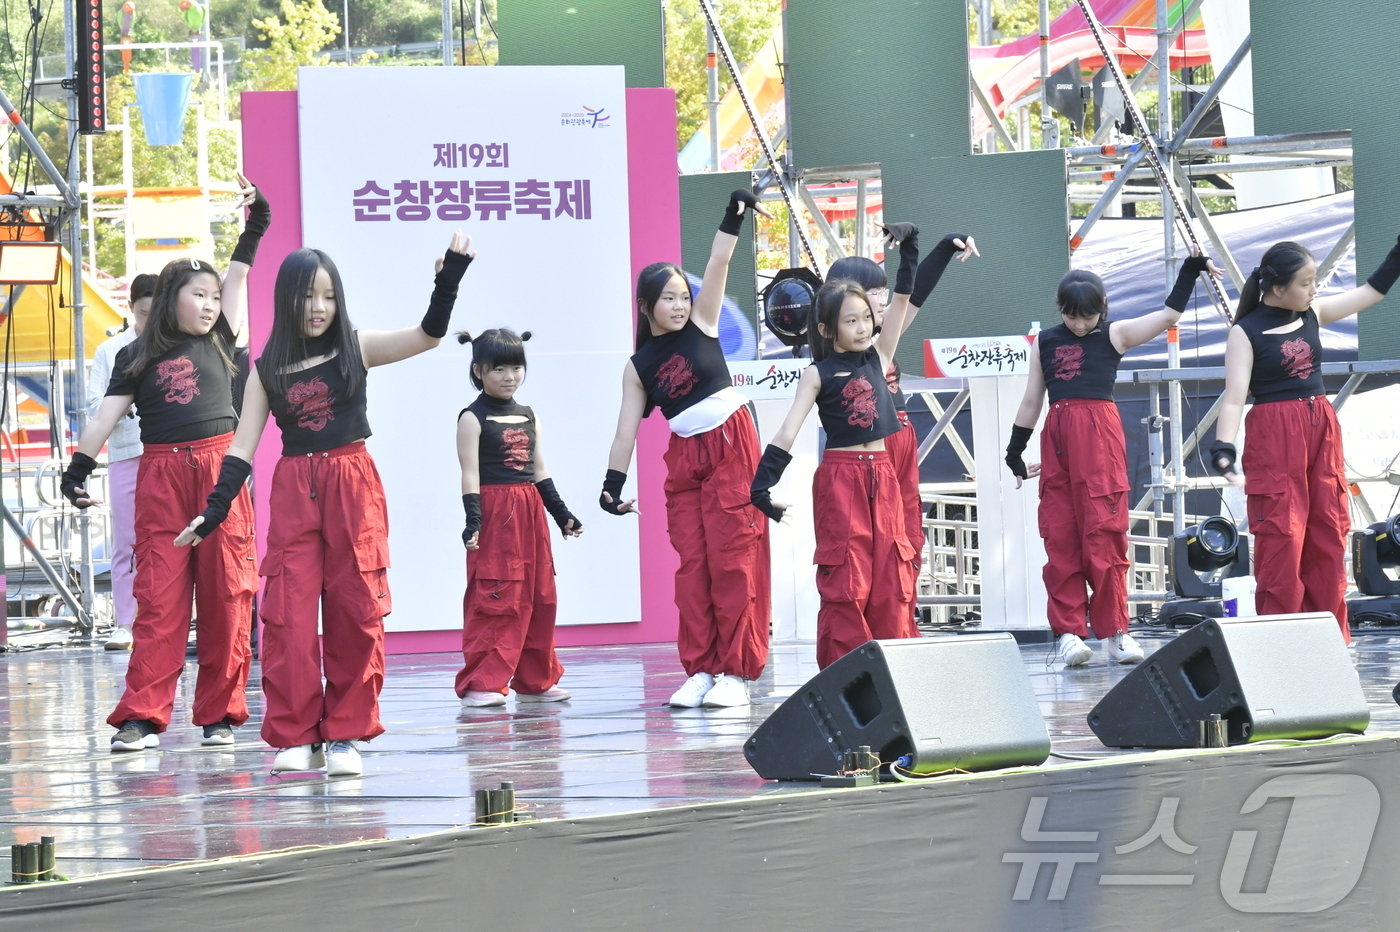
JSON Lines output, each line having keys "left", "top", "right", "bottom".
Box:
{"left": 3, "top": 628, "right": 1399, "bottom": 881}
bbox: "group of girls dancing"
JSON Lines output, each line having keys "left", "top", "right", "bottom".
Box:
{"left": 61, "top": 177, "right": 1400, "bottom": 774}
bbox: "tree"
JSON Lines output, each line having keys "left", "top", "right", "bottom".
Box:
{"left": 241, "top": 0, "right": 341, "bottom": 91}
{"left": 664, "top": 0, "right": 781, "bottom": 151}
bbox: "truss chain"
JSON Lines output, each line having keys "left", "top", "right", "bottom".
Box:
{"left": 1072, "top": 0, "right": 1232, "bottom": 322}
{"left": 697, "top": 0, "right": 819, "bottom": 272}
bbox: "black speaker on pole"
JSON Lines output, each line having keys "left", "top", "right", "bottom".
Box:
{"left": 743, "top": 635, "right": 1050, "bottom": 780}
{"left": 1088, "top": 613, "right": 1368, "bottom": 748}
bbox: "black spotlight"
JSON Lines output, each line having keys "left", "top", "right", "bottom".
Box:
{"left": 1157, "top": 516, "right": 1250, "bottom": 627}
{"left": 761, "top": 267, "right": 820, "bottom": 354}
{"left": 1347, "top": 515, "right": 1400, "bottom": 630}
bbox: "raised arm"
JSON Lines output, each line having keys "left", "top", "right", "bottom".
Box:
{"left": 600, "top": 362, "right": 648, "bottom": 516}
{"left": 1111, "top": 249, "right": 1222, "bottom": 352}
{"left": 750, "top": 365, "right": 821, "bottom": 522}
{"left": 1210, "top": 325, "right": 1253, "bottom": 487}
{"left": 878, "top": 231, "right": 978, "bottom": 371}
{"left": 692, "top": 190, "right": 766, "bottom": 334}
{"left": 1314, "top": 233, "right": 1400, "bottom": 325}
{"left": 220, "top": 173, "right": 270, "bottom": 340}
{"left": 361, "top": 230, "right": 475, "bottom": 367}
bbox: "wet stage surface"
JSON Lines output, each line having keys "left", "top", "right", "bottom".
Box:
{"left": 3, "top": 629, "right": 1399, "bottom": 879}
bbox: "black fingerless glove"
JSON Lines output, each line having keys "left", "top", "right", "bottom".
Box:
{"left": 421, "top": 250, "right": 473, "bottom": 339}
{"left": 1209, "top": 441, "right": 1237, "bottom": 476}
{"left": 1004, "top": 424, "right": 1033, "bottom": 481}
{"left": 884, "top": 222, "right": 920, "bottom": 296}
{"left": 1165, "top": 253, "right": 1211, "bottom": 312}
{"left": 462, "top": 493, "right": 481, "bottom": 546}
{"left": 750, "top": 444, "right": 792, "bottom": 522}
{"left": 910, "top": 233, "right": 967, "bottom": 309}
{"left": 535, "top": 478, "right": 581, "bottom": 535}
{"left": 599, "top": 469, "right": 630, "bottom": 515}
{"left": 1366, "top": 234, "right": 1400, "bottom": 295}
{"left": 230, "top": 187, "right": 271, "bottom": 267}
{"left": 194, "top": 456, "right": 252, "bottom": 538}
{"left": 719, "top": 189, "right": 759, "bottom": 236}
{"left": 60, "top": 451, "right": 99, "bottom": 507}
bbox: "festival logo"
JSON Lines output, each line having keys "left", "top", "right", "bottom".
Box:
{"left": 155, "top": 357, "right": 200, "bottom": 404}
{"left": 1052, "top": 343, "right": 1084, "bottom": 381}
{"left": 1280, "top": 337, "right": 1315, "bottom": 380}
{"left": 286, "top": 377, "right": 335, "bottom": 431}
{"left": 841, "top": 375, "right": 878, "bottom": 428}
{"left": 656, "top": 354, "right": 698, "bottom": 399}
{"left": 502, "top": 427, "right": 531, "bottom": 471}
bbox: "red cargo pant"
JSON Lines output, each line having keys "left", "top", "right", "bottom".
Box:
{"left": 258, "top": 443, "right": 391, "bottom": 748}
{"left": 812, "top": 450, "right": 918, "bottom": 669}
{"left": 1242, "top": 396, "right": 1351, "bottom": 643}
{"left": 107, "top": 433, "right": 256, "bottom": 732}
{"left": 663, "top": 405, "right": 771, "bottom": 680}
{"left": 887, "top": 411, "right": 926, "bottom": 578}
{"left": 457, "top": 483, "right": 564, "bottom": 696}
{"left": 1037, "top": 399, "right": 1131, "bottom": 640}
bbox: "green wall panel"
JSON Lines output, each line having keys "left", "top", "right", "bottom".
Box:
{"left": 680, "top": 172, "right": 757, "bottom": 335}
{"left": 497, "top": 0, "right": 664, "bottom": 88}
{"left": 1252, "top": 0, "right": 1400, "bottom": 361}
{"left": 881, "top": 149, "right": 1069, "bottom": 376}
{"left": 785, "top": 0, "right": 971, "bottom": 170}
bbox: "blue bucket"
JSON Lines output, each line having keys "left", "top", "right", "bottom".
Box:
{"left": 133, "top": 72, "right": 194, "bottom": 146}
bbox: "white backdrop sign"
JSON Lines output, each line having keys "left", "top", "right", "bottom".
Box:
{"left": 296, "top": 65, "right": 638, "bottom": 629}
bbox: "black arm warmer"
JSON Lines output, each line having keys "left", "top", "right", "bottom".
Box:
{"left": 719, "top": 189, "right": 759, "bottom": 236}
{"left": 194, "top": 456, "right": 252, "bottom": 538}
{"left": 909, "top": 234, "right": 966, "bottom": 309}
{"left": 60, "top": 451, "right": 99, "bottom": 507}
{"left": 230, "top": 188, "right": 271, "bottom": 267}
{"left": 1004, "top": 424, "right": 1033, "bottom": 481}
{"left": 462, "top": 492, "right": 482, "bottom": 546}
{"left": 535, "top": 478, "right": 581, "bottom": 534}
{"left": 750, "top": 444, "right": 792, "bottom": 522}
{"left": 1164, "top": 254, "right": 1211, "bottom": 312}
{"left": 421, "top": 250, "right": 474, "bottom": 339}
{"left": 599, "top": 469, "right": 630, "bottom": 515}
{"left": 1366, "top": 234, "right": 1400, "bottom": 295}
{"left": 1209, "top": 441, "right": 1237, "bottom": 476}
{"left": 884, "top": 223, "right": 920, "bottom": 296}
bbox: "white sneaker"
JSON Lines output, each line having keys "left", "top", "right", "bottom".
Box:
{"left": 517, "top": 686, "right": 571, "bottom": 703}
{"left": 1104, "top": 631, "right": 1145, "bottom": 664}
{"left": 461, "top": 690, "right": 507, "bottom": 707}
{"left": 668, "top": 672, "right": 715, "bottom": 708}
{"left": 104, "top": 627, "right": 133, "bottom": 651}
{"left": 702, "top": 674, "right": 751, "bottom": 708}
{"left": 325, "top": 740, "right": 363, "bottom": 777}
{"left": 1056, "top": 633, "right": 1093, "bottom": 668}
{"left": 271, "top": 743, "right": 325, "bottom": 773}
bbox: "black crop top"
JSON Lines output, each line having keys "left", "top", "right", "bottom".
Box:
{"left": 1037, "top": 321, "right": 1121, "bottom": 402}
{"left": 107, "top": 325, "right": 237, "bottom": 444}
{"left": 462, "top": 393, "right": 538, "bottom": 485}
{"left": 260, "top": 355, "right": 372, "bottom": 455}
{"left": 814, "top": 348, "right": 901, "bottom": 448}
{"left": 1236, "top": 305, "right": 1324, "bottom": 403}
{"left": 630, "top": 319, "right": 732, "bottom": 419}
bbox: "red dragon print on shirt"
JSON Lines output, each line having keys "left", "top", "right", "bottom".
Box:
{"left": 1280, "top": 337, "right": 1316, "bottom": 380}
{"left": 285, "top": 377, "right": 335, "bottom": 431}
{"left": 841, "top": 375, "right": 878, "bottom": 428}
{"left": 655, "top": 353, "right": 699, "bottom": 399}
{"left": 1052, "top": 344, "right": 1084, "bottom": 381}
{"left": 155, "top": 357, "right": 200, "bottom": 404}
{"left": 501, "top": 427, "right": 531, "bottom": 471}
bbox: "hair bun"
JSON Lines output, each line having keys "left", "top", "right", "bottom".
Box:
{"left": 520, "top": 331, "right": 533, "bottom": 342}
{"left": 456, "top": 331, "right": 473, "bottom": 345}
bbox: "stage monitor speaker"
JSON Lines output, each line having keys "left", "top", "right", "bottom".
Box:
{"left": 1088, "top": 613, "right": 1369, "bottom": 748}
{"left": 743, "top": 635, "right": 1050, "bottom": 781}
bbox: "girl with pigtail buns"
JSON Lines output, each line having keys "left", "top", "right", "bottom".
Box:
{"left": 456, "top": 327, "right": 581, "bottom": 708}
{"left": 1211, "top": 235, "right": 1400, "bottom": 643}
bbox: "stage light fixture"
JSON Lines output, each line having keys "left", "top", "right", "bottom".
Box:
{"left": 76, "top": 0, "right": 107, "bottom": 134}
{"left": 1158, "top": 516, "right": 1251, "bottom": 626}
{"left": 0, "top": 241, "right": 63, "bottom": 285}
{"left": 760, "top": 267, "right": 820, "bottom": 353}
{"left": 1351, "top": 514, "right": 1400, "bottom": 597}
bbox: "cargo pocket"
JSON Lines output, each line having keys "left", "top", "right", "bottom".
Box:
{"left": 813, "top": 540, "right": 857, "bottom": 602}
{"left": 893, "top": 536, "right": 918, "bottom": 594}
{"left": 354, "top": 535, "right": 393, "bottom": 617}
